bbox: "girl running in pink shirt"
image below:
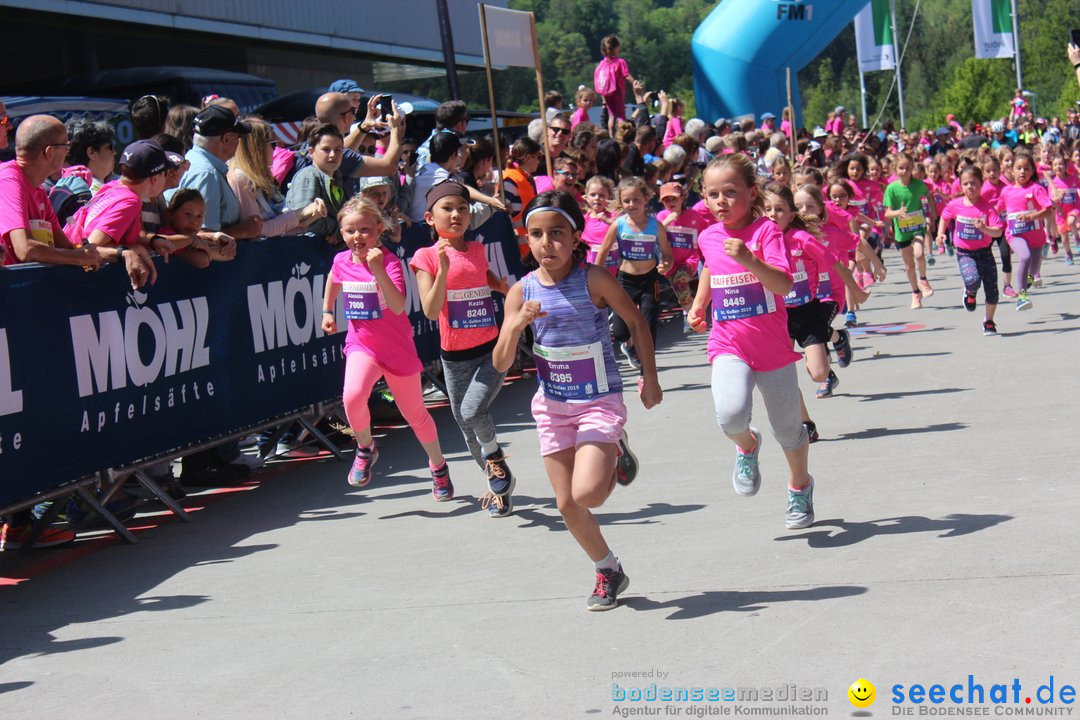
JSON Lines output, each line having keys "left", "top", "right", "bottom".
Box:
{"left": 980, "top": 156, "right": 1015, "bottom": 296}
{"left": 582, "top": 176, "right": 618, "bottom": 274}
{"left": 321, "top": 197, "right": 451, "bottom": 495}
{"left": 657, "top": 181, "right": 709, "bottom": 332}
{"left": 935, "top": 165, "right": 1004, "bottom": 335}
{"left": 687, "top": 154, "right": 815, "bottom": 530}
{"left": 998, "top": 151, "right": 1054, "bottom": 311}
{"left": 1049, "top": 153, "right": 1079, "bottom": 265}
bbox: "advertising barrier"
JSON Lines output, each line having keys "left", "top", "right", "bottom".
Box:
{"left": 0, "top": 212, "right": 524, "bottom": 509}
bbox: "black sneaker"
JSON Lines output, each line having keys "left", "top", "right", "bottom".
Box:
{"left": 615, "top": 430, "right": 639, "bottom": 486}
{"left": 982, "top": 320, "right": 998, "bottom": 336}
{"left": 963, "top": 292, "right": 977, "bottom": 312}
{"left": 484, "top": 448, "right": 515, "bottom": 497}
{"left": 803, "top": 420, "right": 819, "bottom": 444}
{"left": 833, "top": 329, "right": 853, "bottom": 368}
{"left": 587, "top": 566, "right": 630, "bottom": 611}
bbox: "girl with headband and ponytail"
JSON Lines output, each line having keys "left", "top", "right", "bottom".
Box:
{"left": 493, "top": 191, "right": 662, "bottom": 612}
{"left": 411, "top": 179, "right": 516, "bottom": 515}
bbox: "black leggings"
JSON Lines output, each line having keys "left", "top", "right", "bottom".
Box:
{"left": 613, "top": 269, "right": 661, "bottom": 345}
{"left": 995, "top": 236, "right": 1012, "bottom": 274}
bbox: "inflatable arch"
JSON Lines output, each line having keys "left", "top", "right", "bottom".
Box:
{"left": 691, "top": 0, "right": 870, "bottom": 127}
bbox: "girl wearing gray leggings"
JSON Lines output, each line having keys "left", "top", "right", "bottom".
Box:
{"left": 411, "top": 180, "right": 516, "bottom": 518}
{"left": 687, "top": 155, "right": 815, "bottom": 530}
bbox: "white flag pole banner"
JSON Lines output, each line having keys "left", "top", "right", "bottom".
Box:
{"left": 972, "top": 0, "right": 1015, "bottom": 59}
{"left": 854, "top": 0, "right": 895, "bottom": 72}
{"left": 480, "top": 5, "right": 536, "bottom": 68}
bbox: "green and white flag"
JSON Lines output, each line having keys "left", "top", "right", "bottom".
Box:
{"left": 854, "top": 0, "right": 895, "bottom": 72}
{"left": 972, "top": 0, "right": 1015, "bottom": 59}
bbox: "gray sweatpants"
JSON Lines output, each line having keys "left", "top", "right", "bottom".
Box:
{"left": 710, "top": 355, "right": 807, "bottom": 451}
{"left": 442, "top": 354, "right": 507, "bottom": 467}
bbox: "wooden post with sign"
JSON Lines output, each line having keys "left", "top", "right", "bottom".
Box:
{"left": 786, "top": 67, "right": 797, "bottom": 168}
{"left": 478, "top": 4, "right": 506, "bottom": 205}
{"left": 529, "top": 13, "right": 553, "bottom": 179}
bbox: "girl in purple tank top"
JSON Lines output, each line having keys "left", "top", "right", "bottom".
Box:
{"left": 493, "top": 191, "right": 662, "bottom": 612}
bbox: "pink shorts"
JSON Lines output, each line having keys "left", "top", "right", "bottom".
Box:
{"left": 530, "top": 391, "right": 627, "bottom": 456}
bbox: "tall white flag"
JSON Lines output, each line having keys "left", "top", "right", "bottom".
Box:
{"left": 854, "top": 0, "right": 895, "bottom": 72}
{"left": 972, "top": 0, "right": 1015, "bottom": 59}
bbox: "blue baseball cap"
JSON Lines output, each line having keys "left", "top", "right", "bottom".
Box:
{"left": 328, "top": 78, "right": 363, "bottom": 94}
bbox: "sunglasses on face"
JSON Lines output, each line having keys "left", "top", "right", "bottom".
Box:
{"left": 359, "top": 144, "right": 377, "bottom": 155}
{"left": 549, "top": 126, "right": 570, "bottom": 136}
{"left": 555, "top": 169, "right": 574, "bottom": 176}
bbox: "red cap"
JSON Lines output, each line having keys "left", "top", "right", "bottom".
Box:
{"left": 659, "top": 182, "right": 683, "bottom": 200}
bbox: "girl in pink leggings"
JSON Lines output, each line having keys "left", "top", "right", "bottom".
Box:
{"left": 321, "top": 197, "right": 451, "bottom": 498}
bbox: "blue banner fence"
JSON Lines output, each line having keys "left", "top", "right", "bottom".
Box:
{"left": 0, "top": 213, "right": 525, "bottom": 510}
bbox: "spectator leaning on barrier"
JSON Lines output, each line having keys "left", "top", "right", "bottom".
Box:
{"left": 228, "top": 117, "right": 327, "bottom": 237}
{"left": 63, "top": 139, "right": 184, "bottom": 264}
{"left": 66, "top": 119, "right": 117, "bottom": 194}
{"left": 285, "top": 123, "right": 348, "bottom": 243}
{"left": 169, "top": 105, "right": 262, "bottom": 239}
{"left": 0, "top": 114, "right": 155, "bottom": 287}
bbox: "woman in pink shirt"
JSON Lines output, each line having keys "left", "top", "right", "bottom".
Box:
{"left": 687, "top": 153, "right": 815, "bottom": 531}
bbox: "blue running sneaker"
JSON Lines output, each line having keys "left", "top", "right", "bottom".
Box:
{"left": 732, "top": 428, "right": 762, "bottom": 496}
{"left": 786, "top": 477, "right": 815, "bottom": 529}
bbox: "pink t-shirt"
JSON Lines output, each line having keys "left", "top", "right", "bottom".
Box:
{"left": 699, "top": 216, "right": 800, "bottom": 372}
{"left": 998, "top": 182, "right": 1052, "bottom": 247}
{"left": 0, "top": 160, "right": 65, "bottom": 265}
{"left": 657, "top": 207, "right": 708, "bottom": 271}
{"left": 926, "top": 179, "right": 951, "bottom": 211}
{"left": 980, "top": 179, "right": 1005, "bottom": 208}
{"left": 782, "top": 228, "right": 822, "bottom": 307}
{"left": 331, "top": 250, "right": 421, "bottom": 377}
{"left": 814, "top": 222, "right": 857, "bottom": 305}
{"left": 662, "top": 115, "right": 684, "bottom": 148}
{"left": 854, "top": 178, "right": 885, "bottom": 221}
{"left": 63, "top": 180, "right": 142, "bottom": 246}
{"left": 410, "top": 239, "right": 499, "bottom": 353}
{"left": 939, "top": 197, "right": 1003, "bottom": 251}
{"left": 691, "top": 198, "right": 718, "bottom": 227}
{"left": 583, "top": 213, "right": 618, "bottom": 272}
{"left": 570, "top": 107, "right": 589, "bottom": 129}
{"left": 1052, "top": 175, "right": 1079, "bottom": 223}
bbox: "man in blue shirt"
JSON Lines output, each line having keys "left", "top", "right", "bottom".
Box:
{"left": 170, "top": 105, "right": 262, "bottom": 238}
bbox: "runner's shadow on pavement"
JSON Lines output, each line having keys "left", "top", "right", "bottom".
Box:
{"left": 775, "top": 513, "right": 1013, "bottom": 548}
{"left": 0, "top": 682, "right": 34, "bottom": 695}
{"left": 861, "top": 351, "right": 952, "bottom": 361}
{"left": 840, "top": 387, "right": 970, "bottom": 402}
{"left": 999, "top": 326, "right": 1080, "bottom": 338}
{"left": 622, "top": 584, "right": 867, "bottom": 620}
{"left": 509, "top": 500, "right": 708, "bottom": 532}
{"left": 818, "top": 422, "right": 967, "bottom": 441}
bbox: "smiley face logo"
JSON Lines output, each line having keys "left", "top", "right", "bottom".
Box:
{"left": 848, "top": 678, "right": 876, "bottom": 708}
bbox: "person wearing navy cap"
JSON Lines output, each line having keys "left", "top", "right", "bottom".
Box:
{"left": 928, "top": 127, "right": 954, "bottom": 157}
{"left": 167, "top": 105, "right": 262, "bottom": 239}
{"left": 760, "top": 112, "right": 776, "bottom": 133}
